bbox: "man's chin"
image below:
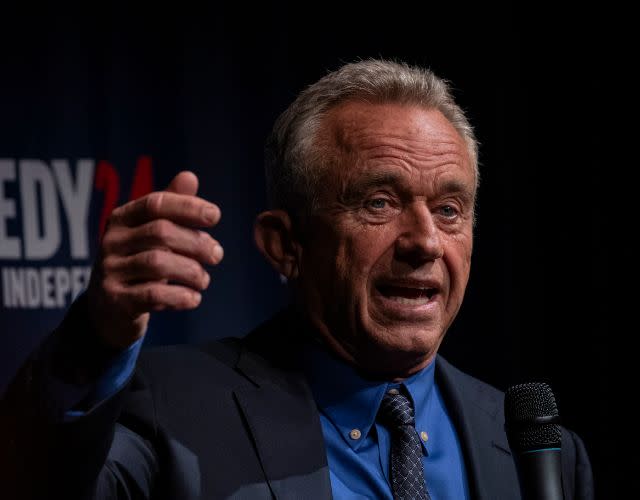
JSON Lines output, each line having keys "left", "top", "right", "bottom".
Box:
{"left": 365, "top": 310, "right": 444, "bottom": 346}
{"left": 354, "top": 324, "right": 441, "bottom": 376}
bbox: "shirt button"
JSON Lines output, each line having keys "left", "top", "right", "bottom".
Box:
{"left": 420, "top": 431, "right": 429, "bottom": 442}
{"left": 349, "top": 428, "right": 362, "bottom": 440}
{"left": 387, "top": 388, "right": 400, "bottom": 395}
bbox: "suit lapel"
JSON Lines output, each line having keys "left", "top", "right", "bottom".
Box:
{"left": 233, "top": 312, "right": 332, "bottom": 500}
{"left": 231, "top": 310, "right": 521, "bottom": 499}
{"left": 436, "top": 356, "right": 521, "bottom": 500}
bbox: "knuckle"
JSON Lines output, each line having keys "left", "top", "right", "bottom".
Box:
{"left": 143, "top": 286, "right": 161, "bottom": 305}
{"left": 101, "top": 228, "right": 121, "bottom": 253}
{"left": 144, "top": 249, "right": 165, "bottom": 270}
{"left": 144, "top": 192, "right": 164, "bottom": 216}
{"left": 108, "top": 206, "right": 123, "bottom": 223}
{"left": 101, "top": 255, "right": 119, "bottom": 272}
{"left": 102, "top": 278, "right": 121, "bottom": 300}
{"left": 149, "top": 219, "right": 172, "bottom": 241}
{"left": 177, "top": 196, "right": 191, "bottom": 212}
{"left": 178, "top": 261, "right": 195, "bottom": 282}
{"left": 199, "top": 230, "right": 214, "bottom": 244}
{"left": 189, "top": 263, "right": 203, "bottom": 283}
{"left": 100, "top": 234, "right": 114, "bottom": 253}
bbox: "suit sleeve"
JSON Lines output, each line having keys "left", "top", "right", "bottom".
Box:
{"left": 0, "top": 295, "right": 160, "bottom": 500}
{"left": 561, "top": 427, "right": 595, "bottom": 500}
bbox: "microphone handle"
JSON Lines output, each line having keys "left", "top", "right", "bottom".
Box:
{"left": 516, "top": 448, "right": 564, "bottom": 500}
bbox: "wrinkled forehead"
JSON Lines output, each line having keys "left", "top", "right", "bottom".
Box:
{"left": 329, "top": 101, "right": 461, "bottom": 141}
{"left": 318, "top": 100, "right": 475, "bottom": 183}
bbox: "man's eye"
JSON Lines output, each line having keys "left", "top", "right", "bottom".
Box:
{"left": 438, "top": 205, "right": 459, "bottom": 218}
{"left": 367, "top": 198, "right": 388, "bottom": 209}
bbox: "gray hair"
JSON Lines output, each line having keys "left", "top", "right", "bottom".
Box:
{"left": 264, "top": 59, "right": 479, "bottom": 218}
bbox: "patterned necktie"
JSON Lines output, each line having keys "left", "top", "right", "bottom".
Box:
{"left": 378, "top": 389, "right": 430, "bottom": 500}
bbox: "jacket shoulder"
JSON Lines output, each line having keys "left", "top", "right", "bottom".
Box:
{"left": 436, "top": 355, "right": 506, "bottom": 413}
{"left": 437, "top": 356, "right": 594, "bottom": 498}
{"left": 560, "top": 427, "right": 595, "bottom": 499}
{"left": 135, "top": 337, "right": 244, "bottom": 388}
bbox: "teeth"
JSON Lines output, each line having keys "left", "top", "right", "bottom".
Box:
{"left": 387, "top": 295, "right": 431, "bottom": 305}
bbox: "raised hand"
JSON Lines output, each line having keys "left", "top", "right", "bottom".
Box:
{"left": 87, "top": 171, "right": 223, "bottom": 349}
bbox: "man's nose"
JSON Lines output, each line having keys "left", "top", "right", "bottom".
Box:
{"left": 394, "top": 204, "right": 444, "bottom": 266}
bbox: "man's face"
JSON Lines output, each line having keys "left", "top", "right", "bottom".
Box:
{"left": 296, "top": 101, "right": 475, "bottom": 378}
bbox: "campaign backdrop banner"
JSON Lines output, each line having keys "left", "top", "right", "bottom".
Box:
{"left": 1, "top": 8, "right": 623, "bottom": 495}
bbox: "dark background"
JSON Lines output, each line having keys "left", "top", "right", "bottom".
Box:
{"left": 1, "top": 5, "right": 627, "bottom": 496}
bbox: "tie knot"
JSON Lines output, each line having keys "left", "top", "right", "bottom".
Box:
{"left": 378, "top": 389, "right": 416, "bottom": 429}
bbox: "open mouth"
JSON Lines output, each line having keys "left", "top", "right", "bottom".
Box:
{"left": 376, "top": 284, "right": 439, "bottom": 305}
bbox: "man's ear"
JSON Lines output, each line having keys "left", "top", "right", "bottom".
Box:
{"left": 254, "top": 210, "right": 301, "bottom": 280}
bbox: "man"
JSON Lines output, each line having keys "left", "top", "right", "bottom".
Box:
{"left": 1, "top": 59, "right": 593, "bottom": 499}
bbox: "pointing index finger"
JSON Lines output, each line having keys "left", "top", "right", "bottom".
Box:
{"left": 112, "top": 191, "right": 221, "bottom": 228}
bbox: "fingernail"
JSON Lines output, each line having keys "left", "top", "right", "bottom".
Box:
{"left": 212, "top": 244, "right": 224, "bottom": 262}
{"left": 192, "top": 292, "right": 202, "bottom": 305}
{"left": 202, "top": 272, "right": 210, "bottom": 288}
{"left": 203, "top": 206, "right": 219, "bottom": 224}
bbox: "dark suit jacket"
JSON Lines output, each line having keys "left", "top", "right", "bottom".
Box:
{"left": 1, "top": 305, "right": 594, "bottom": 499}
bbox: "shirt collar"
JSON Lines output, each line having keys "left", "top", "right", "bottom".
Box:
{"left": 301, "top": 340, "right": 437, "bottom": 452}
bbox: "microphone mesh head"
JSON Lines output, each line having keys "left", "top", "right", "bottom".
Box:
{"left": 504, "top": 382, "right": 562, "bottom": 453}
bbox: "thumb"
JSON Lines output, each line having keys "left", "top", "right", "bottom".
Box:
{"left": 166, "top": 171, "right": 199, "bottom": 195}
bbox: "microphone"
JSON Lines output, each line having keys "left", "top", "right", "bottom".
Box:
{"left": 504, "top": 383, "right": 564, "bottom": 500}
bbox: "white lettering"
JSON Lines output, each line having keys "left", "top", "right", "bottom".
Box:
{"left": 25, "top": 268, "right": 40, "bottom": 307}
{"left": 1, "top": 265, "right": 91, "bottom": 309}
{"left": 52, "top": 159, "right": 94, "bottom": 259}
{"left": 9, "top": 267, "right": 26, "bottom": 307}
{"left": 0, "top": 160, "right": 21, "bottom": 259}
{"left": 40, "top": 267, "right": 56, "bottom": 308}
{"left": 54, "top": 267, "right": 71, "bottom": 307}
{"left": 19, "top": 160, "right": 61, "bottom": 259}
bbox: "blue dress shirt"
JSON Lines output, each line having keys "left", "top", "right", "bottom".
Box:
{"left": 301, "top": 343, "right": 470, "bottom": 500}
{"left": 64, "top": 337, "right": 143, "bottom": 420}
{"left": 69, "top": 336, "right": 470, "bottom": 499}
